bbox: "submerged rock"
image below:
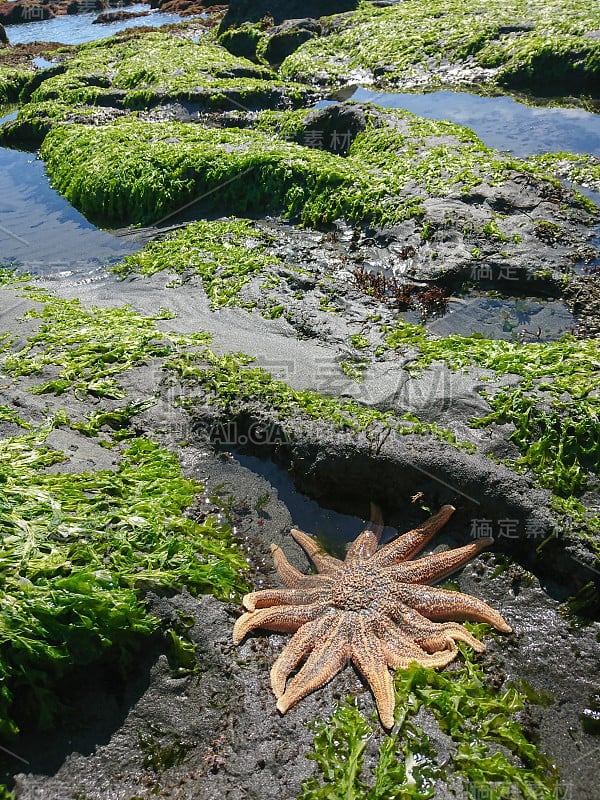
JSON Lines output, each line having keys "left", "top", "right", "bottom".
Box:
{"left": 92, "top": 9, "right": 150, "bottom": 24}
{"left": 219, "top": 0, "right": 359, "bottom": 32}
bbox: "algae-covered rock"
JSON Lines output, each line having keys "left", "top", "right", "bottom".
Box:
{"left": 0, "top": 64, "right": 32, "bottom": 102}
{"left": 39, "top": 106, "right": 597, "bottom": 290}
{"left": 0, "top": 100, "right": 127, "bottom": 148}
{"left": 219, "top": 17, "right": 322, "bottom": 65}
{"left": 217, "top": 20, "right": 263, "bottom": 60}
{"left": 281, "top": 0, "right": 600, "bottom": 98}
{"left": 262, "top": 19, "right": 321, "bottom": 65}
{"left": 26, "top": 30, "right": 313, "bottom": 110}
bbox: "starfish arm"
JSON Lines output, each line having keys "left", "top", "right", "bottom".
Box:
{"left": 419, "top": 622, "right": 486, "bottom": 653}
{"left": 270, "top": 612, "right": 339, "bottom": 698}
{"left": 369, "top": 505, "right": 456, "bottom": 569}
{"left": 385, "top": 537, "right": 494, "bottom": 585}
{"left": 389, "top": 603, "right": 486, "bottom": 653}
{"left": 291, "top": 528, "right": 345, "bottom": 574}
{"left": 243, "top": 586, "right": 330, "bottom": 611}
{"left": 351, "top": 615, "right": 396, "bottom": 729}
{"left": 345, "top": 528, "right": 381, "bottom": 565}
{"left": 375, "top": 615, "right": 459, "bottom": 669}
{"left": 233, "top": 601, "right": 329, "bottom": 645}
{"left": 270, "top": 543, "right": 331, "bottom": 589}
{"left": 389, "top": 584, "right": 512, "bottom": 632}
{"left": 345, "top": 503, "right": 385, "bottom": 565}
{"left": 270, "top": 543, "right": 309, "bottom": 587}
{"left": 276, "top": 616, "right": 351, "bottom": 715}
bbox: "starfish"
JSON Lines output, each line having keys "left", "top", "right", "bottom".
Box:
{"left": 233, "top": 505, "right": 511, "bottom": 728}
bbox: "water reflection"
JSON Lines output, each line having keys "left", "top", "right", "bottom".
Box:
{"left": 0, "top": 146, "right": 135, "bottom": 273}
{"left": 348, "top": 88, "right": 600, "bottom": 158}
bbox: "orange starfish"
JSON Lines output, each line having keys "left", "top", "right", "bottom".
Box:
{"left": 233, "top": 505, "right": 511, "bottom": 728}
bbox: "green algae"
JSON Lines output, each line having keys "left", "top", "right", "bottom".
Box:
{"left": 113, "top": 218, "right": 282, "bottom": 309}
{"left": 281, "top": 0, "right": 600, "bottom": 96}
{"left": 0, "top": 66, "right": 33, "bottom": 104}
{"left": 25, "top": 30, "right": 310, "bottom": 110}
{"left": 299, "top": 696, "right": 441, "bottom": 800}
{"left": 0, "top": 428, "right": 248, "bottom": 738}
{"left": 167, "top": 344, "right": 449, "bottom": 441}
{"left": 300, "top": 637, "right": 559, "bottom": 800}
{"left": 527, "top": 151, "right": 600, "bottom": 195}
{"left": 218, "top": 20, "right": 265, "bottom": 62}
{"left": 1, "top": 288, "right": 196, "bottom": 400}
{"left": 39, "top": 117, "right": 364, "bottom": 226}
{"left": 477, "top": 31, "right": 600, "bottom": 94}
{"left": 350, "top": 334, "right": 370, "bottom": 350}
{"left": 39, "top": 106, "right": 566, "bottom": 229}
{"left": 473, "top": 388, "right": 600, "bottom": 495}
{"left": 385, "top": 321, "right": 600, "bottom": 574}
{"left": 0, "top": 276, "right": 254, "bottom": 742}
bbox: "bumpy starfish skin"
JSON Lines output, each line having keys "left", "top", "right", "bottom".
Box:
{"left": 233, "top": 505, "right": 511, "bottom": 728}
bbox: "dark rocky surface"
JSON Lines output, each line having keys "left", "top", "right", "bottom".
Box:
{"left": 12, "top": 577, "right": 600, "bottom": 800}
{"left": 262, "top": 19, "right": 321, "bottom": 65}
{"left": 219, "top": 0, "right": 359, "bottom": 32}
{"left": 7, "top": 425, "right": 600, "bottom": 799}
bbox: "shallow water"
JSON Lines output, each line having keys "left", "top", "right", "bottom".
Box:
{"left": 338, "top": 88, "right": 597, "bottom": 334}
{"left": 347, "top": 88, "right": 600, "bottom": 158}
{"left": 0, "top": 146, "right": 135, "bottom": 275}
{"left": 430, "top": 295, "right": 576, "bottom": 341}
{"left": 4, "top": 5, "right": 184, "bottom": 45}
{"left": 236, "top": 453, "right": 394, "bottom": 555}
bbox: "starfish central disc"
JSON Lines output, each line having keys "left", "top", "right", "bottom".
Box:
{"left": 233, "top": 505, "right": 512, "bottom": 729}
{"left": 331, "top": 568, "right": 372, "bottom": 611}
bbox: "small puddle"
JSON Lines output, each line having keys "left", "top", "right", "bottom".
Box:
{"left": 4, "top": 5, "right": 185, "bottom": 46}
{"left": 345, "top": 88, "right": 600, "bottom": 158}
{"left": 427, "top": 294, "right": 576, "bottom": 341}
{"left": 0, "top": 146, "right": 136, "bottom": 276}
{"left": 0, "top": 108, "right": 18, "bottom": 125}
{"left": 32, "top": 56, "right": 59, "bottom": 70}
{"left": 235, "top": 453, "right": 392, "bottom": 557}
